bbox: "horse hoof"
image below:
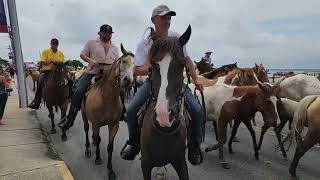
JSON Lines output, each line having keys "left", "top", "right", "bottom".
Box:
{"left": 108, "top": 170, "right": 116, "bottom": 180}
{"left": 95, "top": 158, "right": 102, "bottom": 165}
{"left": 229, "top": 149, "right": 234, "bottom": 154}
{"left": 85, "top": 151, "right": 91, "bottom": 158}
{"left": 51, "top": 129, "right": 56, "bottom": 134}
{"left": 255, "top": 153, "right": 260, "bottom": 160}
{"left": 289, "top": 167, "right": 296, "bottom": 178}
{"left": 221, "top": 162, "right": 231, "bottom": 169}
{"left": 61, "top": 135, "right": 67, "bottom": 142}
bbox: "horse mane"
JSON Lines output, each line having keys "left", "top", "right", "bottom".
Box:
{"left": 201, "top": 63, "right": 237, "bottom": 78}
{"left": 148, "top": 27, "right": 185, "bottom": 63}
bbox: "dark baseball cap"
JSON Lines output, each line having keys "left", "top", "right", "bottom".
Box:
{"left": 51, "top": 38, "right": 59, "bottom": 44}
{"left": 100, "top": 24, "right": 114, "bottom": 33}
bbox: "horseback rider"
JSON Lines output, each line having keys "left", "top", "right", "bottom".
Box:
{"left": 28, "top": 38, "right": 65, "bottom": 109}
{"left": 202, "top": 51, "right": 213, "bottom": 66}
{"left": 59, "top": 24, "right": 120, "bottom": 130}
{"left": 120, "top": 4, "right": 205, "bottom": 165}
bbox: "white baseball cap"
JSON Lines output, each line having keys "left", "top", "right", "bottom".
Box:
{"left": 152, "top": 5, "right": 176, "bottom": 18}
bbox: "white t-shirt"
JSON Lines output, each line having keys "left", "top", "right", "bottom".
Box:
{"left": 134, "top": 31, "right": 189, "bottom": 66}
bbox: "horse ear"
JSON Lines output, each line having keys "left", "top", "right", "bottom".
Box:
{"left": 258, "top": 82, "right": 272, "bottom": 93}
{"left": 179, "top": 25, "right": 192, "bottom": 47}
{"left": 121, "top": 43, "right": 128, "bottom": 55}
{"left": 255, "top": 63, "right": 259, "bottom": 69}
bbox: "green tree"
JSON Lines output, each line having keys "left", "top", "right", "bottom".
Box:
{"left": 68, "top": 59, "right": 84, "bottom": 68}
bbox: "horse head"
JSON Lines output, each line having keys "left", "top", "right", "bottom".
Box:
{"left": 50, "top": 61, "right": 69, "bottom": 87}
{"left": 255, "top": 82, "right": 280, "bottom": 127}
{"left": 237, "top": 67, "right": 259, "bottom": 86}
{"left": 254, "top": 63, "right": 269, "bottom": 82}
{"left": 150, "top": 25, "right": 191, "bottom": 127}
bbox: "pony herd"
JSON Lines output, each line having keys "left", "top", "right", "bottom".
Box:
{"left": 27, "top": 26, "right": 320, "bottom": 180}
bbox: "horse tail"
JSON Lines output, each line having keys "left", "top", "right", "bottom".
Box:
{"left": 286, "top": 95, "right": 317, "bottom": 149}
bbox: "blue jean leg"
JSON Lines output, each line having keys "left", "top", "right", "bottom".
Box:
{"left": 70, "top": 73, "right": 95, "bottom": 109}
{"left": 126, "top": 79, "right": 151, "bottom": 144}
{"left": 35, "top": 71, "right": 50, "bottom": 100}
{"left": 184, "top": 86, "right": 204, "bottom": 144}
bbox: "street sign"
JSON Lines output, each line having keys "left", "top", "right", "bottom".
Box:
{"left": 0, "top": 0, "right": 8, "bottom": 33}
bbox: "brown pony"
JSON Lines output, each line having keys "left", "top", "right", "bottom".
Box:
{"left": 140, "top": 26, "right": 191, "bottom": 180}
{"left": 281, "top": 95, "right": 320, "bottom": 177}
{"left": 202, "top": 82, "right": 280, "bottom": 169}
{"left": 26, "top": 70, "right": 41, "bottom": 91}
{"left": 42, "top": 61, "right": 69, "bottom": 140}
{"left": 81, "top": 44, "right": 134, "bottom": 180}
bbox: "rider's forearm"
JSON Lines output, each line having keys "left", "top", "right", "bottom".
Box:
{"left": 186, "top": 57, "right": 198, "bottom": 82}
{"left": 80, "top": 53, "right": 92, "bottom": 63}
{"left": 134, "top": 65, "right": 150, "bottom": 76}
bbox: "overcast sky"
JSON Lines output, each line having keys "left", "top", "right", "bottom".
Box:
{"left": 0, "top": 0, "right": 319, "bottom": 69}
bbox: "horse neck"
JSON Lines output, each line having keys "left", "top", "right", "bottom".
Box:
{"left": 224, "top": 70, "right": 238, "bottom": 84}
{"left": 235, "top": 86, "right": 260, "bottom": 111}
{"left": 99, "top": 70, "right": 121, "bottom": 99}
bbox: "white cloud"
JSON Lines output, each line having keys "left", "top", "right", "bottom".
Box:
{"left": 0, "top": 0, "right": 319, "bottom": 69}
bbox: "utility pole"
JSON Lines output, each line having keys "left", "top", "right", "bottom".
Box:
{"left": 7, "top": 0, "right": 28, "bottom": 108}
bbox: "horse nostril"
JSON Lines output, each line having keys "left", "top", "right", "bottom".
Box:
{"left": 169, "top": 109, "right": 175, "bottom": 121}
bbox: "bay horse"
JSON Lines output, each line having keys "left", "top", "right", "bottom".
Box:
{"left": 280, "top": 95, "right": 320, "bottom": 177}
{"left": 194, "top": 58, "right": 214, "bottom": 74}
{"left": 140, "top": 26, "right": 192, "bottom": 180}
{"left": 200, "top": 82, "right": 279, "bottom": 169}
{"left": 42, "top": 61, "right": 70, "bottom": 140}
{"left": 81, "top": 44, "right": 134, "bottom": 180}
{"left": 26, "top": 69, "right": 41, "bottom": 91}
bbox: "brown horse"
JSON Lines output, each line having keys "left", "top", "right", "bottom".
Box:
{"left": 202, "top": 82, "right": 280, "bottom": 169}
{"left": 26, "top": 70, "right": 41, "bottom": 91}
{"left": 42, "top": 61, "right": 70, "bottom": 140}
{"left": 281, "top": 95, "right": 320, "bottom": 177}
{"left": 81, "top": 44, "right": 134, "bottom": 180}
{"left": 194, "top": 58, "right": 214, "bottom": 74}
{"left": 140, "top": 26, "right": 192, "bottom": 180}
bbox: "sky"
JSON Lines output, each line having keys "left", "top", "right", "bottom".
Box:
{"left": 0, "top": 0, "right": 319, "bottom": 69}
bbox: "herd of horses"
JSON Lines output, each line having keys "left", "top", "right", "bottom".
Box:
{"left": 25, "top": 26, "right": 320, "bottom": 179}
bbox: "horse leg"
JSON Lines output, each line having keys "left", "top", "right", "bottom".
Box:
{"left": 141, "top": 160, "right": 152, "bottom": 180}
{"left": 82, "top": 111, "right": 91, "bottom": 158}
{"left": 289, "top": 132, "right": 316, "bottom": 177}
{"left": 252, "top": 117, "right": 256, "bottom": 126}
{"left": 228, "top": 120, "right": 241, "bottom": 154}
{"left": 33, "top": 80, "right": 36, "bottom": 91}
{"left": 92, "top": 127, "right": 102, "bottom": 165}
{"left": 107, "top": 124, "right": 119, "bottom": 180}
{"left": 212, "top": 120, "right": 218, "bottom": 141}
{"left": 48, "top": 106, "right": 56, "bottom": 134}
{"left": 243, "top": 121, "right": 259, "bottom": 160}
{"left": 257, "top": 124, "right": 270, "bottom": 151}
{"left": 60, "top": 103, "right": 68, "bottom": 141}
{"left": 171, "top": 159, "right": 189, "bottom": 180}
{"left": 274, "top": 119, "right": 288, "bottom": 159}
{"left": 218, "top": 119, "right": 230, "bottom": 169}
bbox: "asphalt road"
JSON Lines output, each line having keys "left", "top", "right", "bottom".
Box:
{"left": 26, "top": 77, "right": 320, "bottom": 180}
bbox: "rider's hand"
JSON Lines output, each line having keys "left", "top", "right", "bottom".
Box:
{"left": 194, "top": 78, "right": 204, "bottom": 91}
{"left": 90, "top": 59, "right": 98, "bottom": 66}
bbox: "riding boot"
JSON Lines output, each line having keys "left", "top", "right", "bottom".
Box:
{"left": 188, "top": 139, "right": 203, "bottom": 165}
{"left": 58, "top": 105, "right": 79, "bottom": 131}
{"left": 120, "top": 129, "right": 140, "bottom": 160}
{"left": 28, "top": 98, "right": 41, "bottom": 109}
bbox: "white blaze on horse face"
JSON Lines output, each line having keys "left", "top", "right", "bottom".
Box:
{"left": 270, "top": 95, "right": 281, "bottom": 125}
{"left": 155, "top": 53, "right": 173, "bottom": 127}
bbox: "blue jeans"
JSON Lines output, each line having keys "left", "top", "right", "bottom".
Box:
{"left": 0, "top": 93, "right": 8, "bottom": 120}
{"left": 70, "top": 73, "right": 95, "bottom": 109}
{"left": 125, "top": 79, "right": 204, "bottom": 144}
{"left": 35, "top": 70, "right": 51, "bottom": 100}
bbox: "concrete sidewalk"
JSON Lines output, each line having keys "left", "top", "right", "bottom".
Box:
{"left": 0, "top": 82, "right": 73, "bottom": 180}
